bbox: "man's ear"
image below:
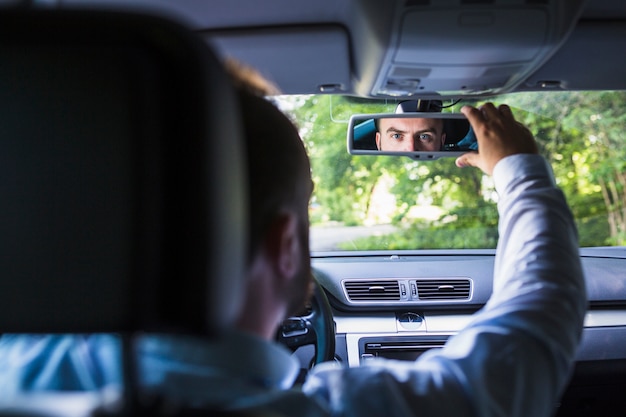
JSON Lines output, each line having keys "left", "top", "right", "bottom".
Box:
{"left": 441, "top": 132, "right": 447, "bottom": 146}
{"left": 375, "top": 132, "right": 382, "bottom": 150}
{"left": 265, "top": 212, "right": 300, "bottom": 280}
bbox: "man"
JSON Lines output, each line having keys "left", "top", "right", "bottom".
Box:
{"left": 0, "top": 84, "right": 587, "bottom": 416}
{"left": 303, "top": 105, "right": 586, "bottom": 416}
{"left": 375, "top": 116, "right": 446, "bottom": 152}
{"left": 139, "top": 98, "right": 586, "bottom": 417}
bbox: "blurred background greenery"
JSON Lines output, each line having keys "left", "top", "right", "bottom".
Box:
{"left": 276, "top": 91, "right": 626, "bottom": 250}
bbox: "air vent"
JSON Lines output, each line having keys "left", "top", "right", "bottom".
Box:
{"left": 416, "top": 279, "right": 471, "bottom": 300}
{"left": 344, "top": 280, "right": 400, "bottom": 301}
{"left": 343, "top": 278, "right": 472, "bottom": 304}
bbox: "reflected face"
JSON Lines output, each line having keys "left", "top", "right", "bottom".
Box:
{"left": 375, "top": 117, "right": 446, "bottom": 152}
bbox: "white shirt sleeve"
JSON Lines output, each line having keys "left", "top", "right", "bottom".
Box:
{"left": 303, "top": 154, "right": 587, "bottom": 417}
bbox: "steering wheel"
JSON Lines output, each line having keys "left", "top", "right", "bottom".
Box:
{"left": 276, "top": 273, "right": 335, "bottom": 366}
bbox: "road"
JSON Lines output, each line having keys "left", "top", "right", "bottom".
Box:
{"left": 309, "top": 224, "right": 397, "bottom": 252}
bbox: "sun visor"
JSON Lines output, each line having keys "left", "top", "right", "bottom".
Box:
{"left": 370, "top": 0, "right": 586, "bottom": 98}
{"left": 208, "top": 25, "right": 351, "bottom": 95}
{"left": 520, "top": 21, "right": 626, "bottom": 91}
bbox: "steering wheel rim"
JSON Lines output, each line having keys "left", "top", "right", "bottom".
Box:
{"left": 276, "top": 273, "right": 335, "bottom": 366}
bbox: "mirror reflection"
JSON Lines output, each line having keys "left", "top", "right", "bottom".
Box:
{"left": 376, "top": 117, "right": 446, "bottom": 152}
{"left": 349, "top": 114, "right": 477, "bottom": 156}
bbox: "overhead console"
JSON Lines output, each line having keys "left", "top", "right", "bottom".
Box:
{"left": 362, "top": 0, "right": 587, "bottom": 98}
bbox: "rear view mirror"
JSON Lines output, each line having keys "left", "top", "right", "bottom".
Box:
{"left": 347, "top": 113, "right": 476, "bottom": 160}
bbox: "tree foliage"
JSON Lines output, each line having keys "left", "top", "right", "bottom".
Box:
{"left": 280, "top": 91, "right": 626, "bottom": 249}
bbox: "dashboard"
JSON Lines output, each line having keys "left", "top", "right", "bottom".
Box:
{"left": 309, "top": 248, "right": 626, "bottom": 416}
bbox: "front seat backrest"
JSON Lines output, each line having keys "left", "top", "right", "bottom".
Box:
{"left": 0, "top": 9, "right": 247, "bottom": 339}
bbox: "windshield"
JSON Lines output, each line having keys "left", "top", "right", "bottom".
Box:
{"left": 275, "top": 91, "right": 626, "bottom": 252}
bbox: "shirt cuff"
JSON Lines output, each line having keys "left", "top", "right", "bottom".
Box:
{"left": 492, "top": 154, "right": 555, "bottom": 195}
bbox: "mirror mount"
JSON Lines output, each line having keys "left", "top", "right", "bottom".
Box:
{"left": 396, "top": 99, "right": 443, "bottom": 113}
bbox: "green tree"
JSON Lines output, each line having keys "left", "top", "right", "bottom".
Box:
{"left": 290, "top": 96, "right": 394, "bottom": 226}
{"left": 505, "top": 91, "right": 623, "bottom": 245}
{"left": 281, "top": 92, "right": 625, "bottom": 249}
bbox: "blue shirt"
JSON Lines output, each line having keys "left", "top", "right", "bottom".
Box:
{"left": 0, "top": 154, "right": 587, "bottom": 417}
{"left": 0, "top": 334, "right": 121, "bottom": 396}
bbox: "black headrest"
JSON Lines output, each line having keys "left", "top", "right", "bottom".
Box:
{"left": 0, "top": 10, "right": 247, "bottom": 337}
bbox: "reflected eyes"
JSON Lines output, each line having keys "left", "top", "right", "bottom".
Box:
{"left": 417, "top": 133, "right": 435, "bottom": 142}
{"left": 389, "top": 133, "right": 435, "bottom": 142}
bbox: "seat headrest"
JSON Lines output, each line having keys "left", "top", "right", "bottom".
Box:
{"left": 0, "top": 10, "right": 247, "bottom": 336}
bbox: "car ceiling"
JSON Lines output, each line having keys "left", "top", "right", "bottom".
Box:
{"left": 29, "top": 0, "right": 626, "bottom": 99}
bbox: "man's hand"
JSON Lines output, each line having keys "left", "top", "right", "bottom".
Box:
{"left": 455, "top": 103, "right": 538, "bottom": 175}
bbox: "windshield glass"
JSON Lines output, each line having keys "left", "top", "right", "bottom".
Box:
{"left": 275, "top": 91, "right": 626, "bottom": 252}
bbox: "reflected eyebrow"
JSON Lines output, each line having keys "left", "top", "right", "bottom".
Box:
{"left": 415, "top": 128, "right": 437, "bottom": 134}
{"left": 385, "top": 127, "right": 408, "bottom": 134}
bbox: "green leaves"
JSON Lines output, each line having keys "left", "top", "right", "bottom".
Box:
{"left": 280, "top": 92, "right": 626, "bottom": 249}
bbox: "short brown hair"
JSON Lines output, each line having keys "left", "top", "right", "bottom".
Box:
{"left": 225, "top": 59, "right": 310, "bottom": 262}
{"left": 224, "top": 57, "right": 281, "bottom": 97}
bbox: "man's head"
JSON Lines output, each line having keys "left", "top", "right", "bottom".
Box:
{"left": 375, "top": 117, "right": 446, "bottom": 152}
{"left": 231, "top": 83, "right": 314, "bottom": 340}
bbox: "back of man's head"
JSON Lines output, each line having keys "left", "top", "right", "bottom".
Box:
{"left": 236, "top": 89, "right": 310, "bottom": 263}
{"left": 224, "top": 58, "right": 311, "bottom": 262}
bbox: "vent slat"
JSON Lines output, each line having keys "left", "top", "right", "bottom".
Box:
{"left": 416, "top": 280, "right": 470, "bottom": 300}
{"left": 344, "top": 280, "right": 400, "bottom": 301}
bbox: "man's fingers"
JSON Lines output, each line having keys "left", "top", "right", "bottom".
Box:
{"left": 455, "top": 152, "right": 478, "bottom": 169}
{"left": 455, "top": 154, "right": 467, "bottom": 168}
{"left": 457, "top": 102, "right": 537, "bottom": 176}
{"left": 479, "top": 103, "right": 499, "bottom": 120}
{"left": 498, "top": 104, "right": 513, "bottom": 119}
{"left": 463, "top": 103, "right": 513, "bottom": 123}
{"left": 461, "top": 105, "right": 483, "bottom": 126}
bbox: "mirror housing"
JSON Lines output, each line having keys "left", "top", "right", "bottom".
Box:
{"left": 347, "top": 113, "right": 475, "bottom": 160}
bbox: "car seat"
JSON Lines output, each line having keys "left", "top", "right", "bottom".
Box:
{"left": 0, "top": 8, "right": 247, "bottom": 415}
